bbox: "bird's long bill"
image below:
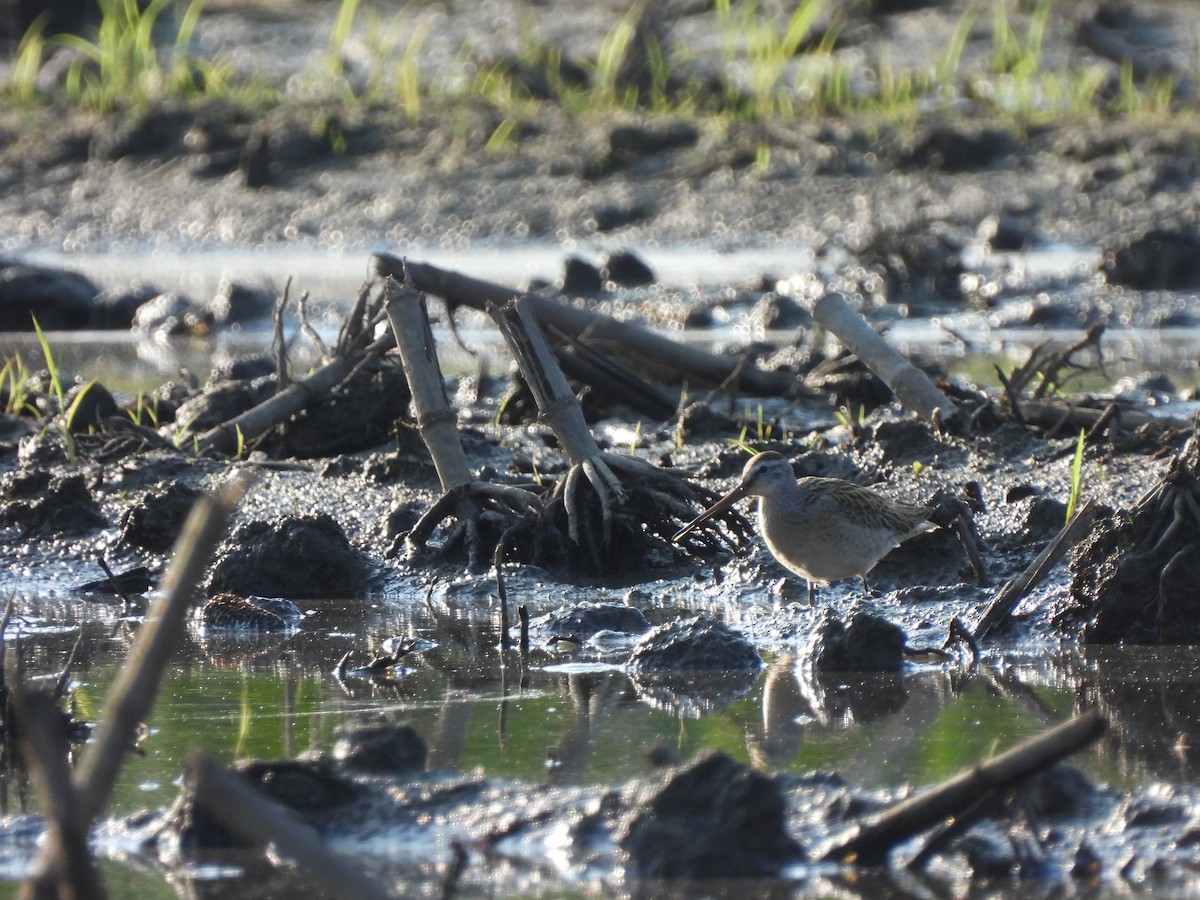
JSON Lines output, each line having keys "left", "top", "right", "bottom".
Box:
{"left": 672, "top": 481, "right": 749, "bottom": 543}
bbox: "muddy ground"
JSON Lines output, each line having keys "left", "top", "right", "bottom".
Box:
{"left": 4, "top": 0, "right": 1200, "bottom": 897}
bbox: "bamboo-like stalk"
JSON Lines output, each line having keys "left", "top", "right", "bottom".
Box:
{"left": 813, "top": 292, "right": 961, "bottom": 430}
{"left": 383, "top": 277, "right": 541, "bottom": 559}
{"left": 384, "top": 279, "right": 473, "bottom": 491}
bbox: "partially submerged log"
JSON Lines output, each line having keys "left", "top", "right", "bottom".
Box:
{"left": 383, "top": 278, "right": 540, "bottom": 568}
{"left": 1061, "top": 423, "right": 1200, "bottom": 642}
{"left": 812, "top": 292, "right": 962, "bottom": 431}
{"left": 374, "top": 253, "right": 795, "bottom": 396}
{"left": 489, "top": 296, "right": 750, "bottom": 573}
{"left": 820, "top": 709, "right": 1106, "bottom": 866}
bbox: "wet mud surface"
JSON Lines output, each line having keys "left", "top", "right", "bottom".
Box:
{"left": 5, "top": 0, "right": 1200, "bottom": 897}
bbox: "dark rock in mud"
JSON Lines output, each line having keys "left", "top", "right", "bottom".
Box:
{"left": 119, "top": 482, "right": 203, "bottom": 552}
{"left": 89, "top": 106, "right": 192, "bottom": 161}
{"left": 588, "top": 201, "right": 655, "bottom": 232}
{"left": 167, "top": 758, "right": 363, "bottom": 850}
{"left": 589, "top": 120, "right": 699, "bottom": 178}
{"left": 1016, "top": 495, "right": 1069, "bottom": 544}
{"left": 173, "top": 375, "right": 276, "bottom": 432}
{"left": 535, "top": 602, "right": 651, "bottom": 642}
{"left": 1103, "top": 227, "right": 1200, "bottom": 290}
{"left": 806, "top": 606, "right": 906, "bottom": 672}
{"left": 602, "top": 250, "right": 655, "bottom": 287}
{"left": 73, "top": 564, "right": 155, "bottom": 595}
{"left": 89, "top": 280, "right": 161, "bottom": 329}
{"left": 0, "top": 261, "right": 97, "bottom": 331}
{"left": 0, "top": 470, "right": 104, "bottom": 535}
{"left": 196, "top": 593, "right": 302, "bottom": 631}
{"left": 620, "top": 750, "right": 804, "bottom": 879}
{"left": 209, "top": 354, "right": 276, "bottom": 384}
{"left": 562, "top": 256, "right": 604, "bottom": 295}
{"left": 132, "top": 291, "right": 213, "bottom": 337}
{"left": 209, "top": 279, "right": 275, "bottom": 325}
{"left": 206, "top": 513, "right": 376, "bottom": 599}
{"left": 858, "top": 224, "right": 965, "bottom": 306}
{"left": 903, "top": 122, "right": 1018, "bottom": 172}
{"left": 628, "top": 616, "right": 760, "bottom": 675}
{"left": 332, "top": 722, "right": 427, "bottom": 775}
{"left": 1065, "top": 428, "right": 1200, "bottom": 643}
{"left": 266, "top": 363, "right": 412, "bottom": 458}
{"left": 63, "top": 380, "right": 118, "bottom": 431}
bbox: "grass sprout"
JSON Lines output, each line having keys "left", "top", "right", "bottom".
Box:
{"left": 1066, "top": 427, "right": 1086, "bottom": 523}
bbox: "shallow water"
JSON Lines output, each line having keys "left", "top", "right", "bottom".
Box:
{"left": 1, "top": 581, "right": 1199, "bottom": 890}
{"left": 3, "top": 241, "right": 1200, "bottom": 894}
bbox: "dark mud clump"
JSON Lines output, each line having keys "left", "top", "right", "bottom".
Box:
{"left": 620, "top": 750, "right": 804, "bottom": 879}
{"left": 1065, "top": 426, "right": 1200, "bottom": 643}
{"left": 0, "top": 469, "right": 104, "bottom": 535}
{"left": 806, "top": 605, "right": 907, "bottom": 673}
{"left": 628, "top": 617, "right": 760, "bottom": 675}
{"left": 118, "top": 482, "right": 203, "bottom": 553}
{"left": 331, "top": 721, "right": 428, "bottom": 776}
{"left": 205, "top": 513, "right": 377, "bottom": 598}
{"left": 533, "top": 601, "right": 652, "bottom": 643}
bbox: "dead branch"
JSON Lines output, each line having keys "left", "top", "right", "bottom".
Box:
{"left": 812, "top": 292, "right": 962, "bottom": 431}
{"left": 22, "top": 474, "right": 250, "bottom": 896}
{"left": 187, "top": 751, "right": 392, "bottom": 900}
{"left": 819, "top": 709, "right": 1106, "bottom": 866}
{"left": 76, "top": 474, "right": 252, "bottom": 821}
{"left": 375, "top": 253, "right": 795, "bottom": 395}
{"left": 972, "top": 499, "right": 1101, "bottom": 643}
{"left": 195, "top": 286, "right": 393, "bottom": 456}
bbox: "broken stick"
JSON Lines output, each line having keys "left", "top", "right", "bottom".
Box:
{"left": 820, "top": 708, "right": 1106, "bottom": 866}
{"left": 813, "top": 292, "right": 961, "bottom": 431}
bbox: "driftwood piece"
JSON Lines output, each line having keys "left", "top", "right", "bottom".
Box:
{"left": 196, "top": 287, "right": 393, "bottom": 456}
{"left": 374, "top": 253, "right": 795, "bottom": 396}
{"left": 972, "top": 499, "right": 1101, "bottom": 643}
{"left": 384, "top": 279, "right": 541, "bottom": 563}
{"left": 22, "top": 474, "right": 251, "bottom": 897}
{"left": 1019, "top": 399, "right": 1187, "bottom": 439}
{"left": 16, "top": 688, "right": 105, "bottom": 900}
{"left": 820, "top": 709, "right": 1106, "bottom": 866}
{"left": 187, "top": 751, "right": 392, "bottom": 900}
{"left": 812, "top": 292, "right": 961, "bottom": 430}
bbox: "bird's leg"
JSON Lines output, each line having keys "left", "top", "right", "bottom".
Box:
{"left": 807, "top": 580, "right": 815, "bottom": 604}
{"left": 860, "top": 575, "right": 870, "bottom": 597}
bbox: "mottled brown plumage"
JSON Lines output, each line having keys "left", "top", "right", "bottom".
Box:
{"left": 674, "top": 451, "right": 933, "bottom": 601}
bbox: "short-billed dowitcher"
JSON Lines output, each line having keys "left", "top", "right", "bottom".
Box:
{"left": 674, "top": 451, "right": 933, "bottom": 601}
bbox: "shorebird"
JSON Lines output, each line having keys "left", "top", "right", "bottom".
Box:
{"left": 673, "top": 451, "right": 934, "bottom": 602}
